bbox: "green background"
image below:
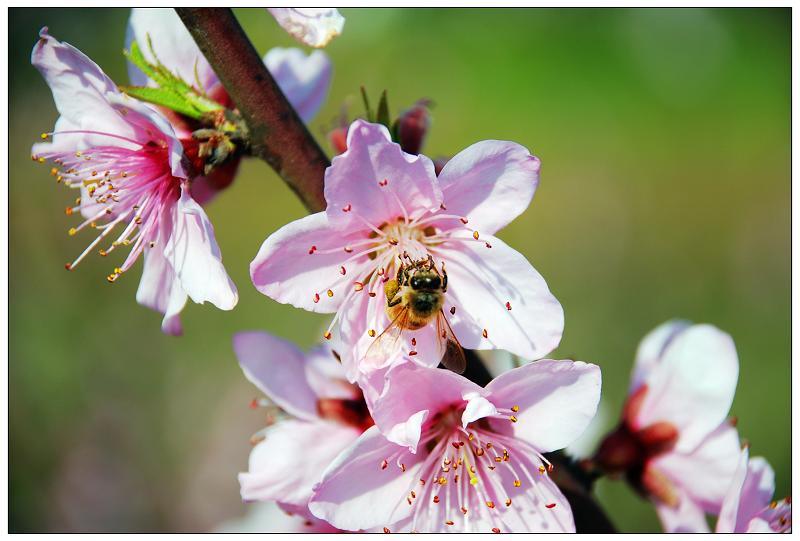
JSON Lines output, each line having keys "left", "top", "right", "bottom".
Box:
{"left": 9, "top": 8, "right": 790, "bottom": 532}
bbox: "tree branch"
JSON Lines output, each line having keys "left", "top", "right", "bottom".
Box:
{"left": 176, "top": 7, "right": 329, "bottom": 213}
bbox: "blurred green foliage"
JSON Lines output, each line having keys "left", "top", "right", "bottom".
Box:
{"left": 9, "top": 7, "right": 789, "bottom": 532}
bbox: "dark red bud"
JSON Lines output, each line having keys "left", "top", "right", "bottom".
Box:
{"left": 397, "top": 101, "right": 431, "bottom": 155}
{"left": 329, "top": 126, "right": 348, "bottom": 155}
{"left": 622, "top": 384, "right": 649, "bottom": 428}
{"left": 638, "top": 421, "right": 679, "bottom": 456}
{"left": 593, "top": 425, "right": 642, "bottom": 474}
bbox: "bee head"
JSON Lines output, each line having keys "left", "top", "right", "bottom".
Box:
{"left": 410, "top": 271, "right": 441, "bottom": 290}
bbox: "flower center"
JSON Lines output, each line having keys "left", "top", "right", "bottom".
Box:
{"left": 34, "top": 132, "right": 180, "bottom": 281}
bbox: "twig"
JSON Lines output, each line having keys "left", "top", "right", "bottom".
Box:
{"left": 176, "top": 8, "right": 328, "bottom": 213}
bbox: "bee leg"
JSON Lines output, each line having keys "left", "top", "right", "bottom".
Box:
{"left": 442, "top": 266, "right": 448, "bottom": 293}
{"left": 384, "top": 279, "right": 401, "bottom": 305}
{"left": 396, "top": 263, "right": 406, "bottom": 286}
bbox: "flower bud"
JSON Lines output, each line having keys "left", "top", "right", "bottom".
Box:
{"left": 397, "top": 100, "right": 431, "bottom": 155}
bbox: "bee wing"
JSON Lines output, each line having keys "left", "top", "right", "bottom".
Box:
{"left": 363, "top": 306, "right": 411, "bottom": 364}
{"left": 436, "top": 310, "right": 467, "bottom": 374}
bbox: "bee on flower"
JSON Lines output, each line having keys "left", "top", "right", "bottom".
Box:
{"left": 250, "top": 120, "right": 564, "bottom": 400}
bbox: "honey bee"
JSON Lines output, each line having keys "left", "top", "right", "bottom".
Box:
{"left": 365, "top": 255, "right": 466, "bottom": 374}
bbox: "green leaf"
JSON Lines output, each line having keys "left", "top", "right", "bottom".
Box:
{"left": 124, "top": 39, "right": 223, "bottom": 116}
{"left": 119, "top": 86, "right": 203, "bottom": 120}
{"left": 376, "top": 90, "right": 391, "bottom": 129}
{"left": 360, "top": 86, "right": 374, "bottom": 122}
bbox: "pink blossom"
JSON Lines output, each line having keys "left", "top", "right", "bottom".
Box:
{"left": 268, "top": 8, "right": 345, "bottom": 48}
{"left": 216, "top": 501, "right": 342, "bottom": 533}
{"left": 308, "top": 359, "right": 601, "bottom": 532}
{"left": 716, "top": 447, "right": 791, "bottom": 533}
{"left": 593, "top": 321, "right": 741, "bottom": 532}
{"left": 126, "top": 8, "right": 333, "bottom": 204}
{"left": 250, "top": 120, "right": 563, "bottom": 399}
{"left": 234, "top": 331, "right": 372, "bottom": 518}
{"left": 31, "top": 29, "right": 237, "bottom": 335}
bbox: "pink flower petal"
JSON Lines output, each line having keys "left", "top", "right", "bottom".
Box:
{"left": 303, "top": 344, "right": 358, "bottom": 400}
{"left": 651, "top": 421, "right": 741, "bottom": 514}
{"left": 239, "top": 419, "right": 359, "bottom": 506}
{"left": 630, "top": 319, "right": 691, "bottom": 393}
{"left": 370, "top": 362, "right": 482, "bottom": 450}
{"left": 264, "top": 47, "right": 331, "bottom": 123}
{"left": 163, "top": 188, "right": 238, "bottom": 310}
{"left": 308, "top": 426, "right": 422, "bottom": 531}
{"left": 31, "top": 28, "right": 139, "bottom": 148}
{"left": 233, "top": 331, "right": 319, "bottom": 421}
{"left": 654, "top": 490, "right": 711, "bottom": 533}
{"left": 635, "top": 324, "right": 739, "bottom": 453}
{"left": 437, "top": 231, "right": 563, "bottom": 360}
{"left": 716, "top": 447, "right": 776, "bottom": 533}
{"left": 135, "top": 245, "right": 187, "bottom": 336}
{"left": 436, "top": 140, "right": 541, "bottom": 235}
{"left": 250, "top": 211, "right": 371, "bottom": 314}
{"left": 268, "top": 8, "right": 344, "bottom": 48}
{"left": 486, "top": 360, "right": 601, "bottom": 453}
{"left": 323, "top": 120, "right": 442, "bottom": 231}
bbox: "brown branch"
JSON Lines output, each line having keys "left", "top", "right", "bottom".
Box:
{"left": 176, "top": 7, "right": 329, "bottom": 213}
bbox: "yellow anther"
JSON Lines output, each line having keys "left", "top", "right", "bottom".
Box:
{"left": 50, "top": 167, "right": 58, "bottom": 176}
{"left": 323, "top": 331, "right": 332, "bottom": 340}
{"left": 509, "top": 416, "right": 518, "bottom": 423}
{"left": 513, "top": 479, "right": 521, "bottom": 487}
{"left": 37, "top": 157, "right": 45, "bottom": 163}
{"left": 368, "top": 329, "right": 376, "bottom": 337}
{"left": 437, "top": 477, "right": 447, "bottom": 485}
{"left": 511, "top": 405, "right": 519, "bottom": 412}
{"left": 68, "top": 227, "right": 77, "bottom": 236}
{"left": 40, "top": 132, "right": 49, "bottom": 140}
{"left": 473, "top": 231, "right": 480, "bottom": 240}
{"left": 327, "top": 289, "right": 334, "bottom": 297}
{"left": 538, "top": 465, "right": 546, "bottom": 474}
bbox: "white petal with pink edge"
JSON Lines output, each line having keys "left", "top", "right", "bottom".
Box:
{"left": 233, "top": 331, "right": 319, "bottom": 422}
{"left": 437, "top": 140, "right": 540, "bottom": 236}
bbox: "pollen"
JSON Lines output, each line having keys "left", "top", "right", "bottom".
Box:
{"left": 411, "top": 337, "right": 417, "bottom": 346}
{"left": 505, "top": 498, "right": 512, "bottom": 507}
{"left": 437, "top": 477, "right": 447, "bottom": 485}
{"left": 323, "top": 331, "right": 332, "bottom": 340}
{"left": 368, "top": 329, "right": 376, "bottom": 337}
{"left": 354, "top": 282, "right": 364, "bottom": 291}
{"left": 511, "top": 405, "right": 519, "bottom": 412}
{"left": 98, "top": 250, "right": 107, "bottom": 257}
{"left": 539, "top": 465, "right": 546, "bottom": 474}
{"left": 342, "top": 203, "right": 352, "bottom": 212}
{"left": 509, "top": 416, "right": 517, "bottom": 423}
{"left": 409, "top": 350, "right": 418, "bottom": 356}
{"left": 486, "top": 501, "right": 495, "bottom": 509}
{"left": 445, "top": 521, "right": 454, "bottom": 526}
{"left": 383, "top": 527, "right": 390, "bottom": 533}
{"left": 482, "top": 329, "right": 488, "bottom": 338}
{"left": 40, "top": 132, "right": 49, "bottom": 140}
{"left": 513, "top": 479, "right": 521, "bottom": 487}
{"left": 68, "top": 227, "right": 77, "bottom": 236}
{"left": 492, "top": 528, "right": 501, "bottom": 534}
{"left": 64, "top": 207, "right": 73, "bottom": 216}
{"left": 485, "top": 242, "right": 492, "bottom": 249}
{"left": 327, "top": 289, "right": 334, "bottom": 297}
{"left": 460, "top": 217, "right": 468, "bottom": 224}
{"left": 473, "top": 231, "right": 480, "bottom": 240}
